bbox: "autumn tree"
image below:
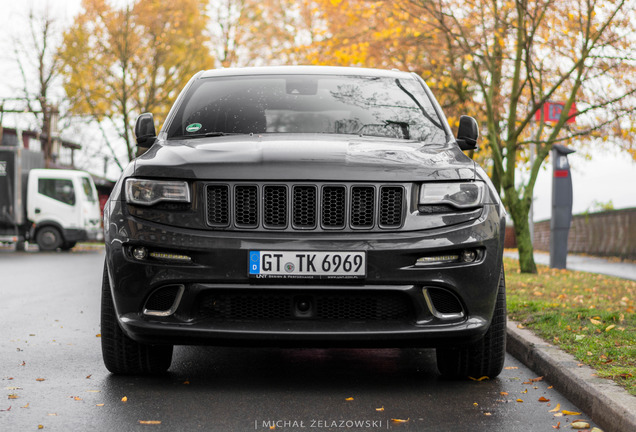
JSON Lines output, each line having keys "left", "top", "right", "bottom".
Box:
{"left": 59, "top": 0, "right": 214, "bottom": 165}
{"left": 207, "top": 0, "right": 307, "bottom": 67}
{"left": 405, "top": 0, "right": 636, "bottom": 273}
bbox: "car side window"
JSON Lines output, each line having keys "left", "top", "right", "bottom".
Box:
{"left": 38, "top": 178, "right": 76, "bottom": 206}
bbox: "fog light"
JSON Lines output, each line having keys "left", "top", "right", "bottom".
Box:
{"left": 132, "top": 247, "right": 148, "bottom": 260}
{"left": 415, "top": 254, "right": 460, "bottom": 266}
{"left": 149, "top": 251, "right": 192, "bottom": 262}
{"left": 461, "top": 250, "right": 477, "bottom": 263}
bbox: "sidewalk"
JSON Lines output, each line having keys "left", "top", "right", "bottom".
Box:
{"left": 503, "top": 250, "right": 636, "bottom": 281}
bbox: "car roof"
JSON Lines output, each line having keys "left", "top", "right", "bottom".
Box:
{"left": 199, "top": 65, "right": 414, "bottom": 79}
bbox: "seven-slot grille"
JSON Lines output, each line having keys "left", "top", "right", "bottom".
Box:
{"left": 206, "top": 183, "right": 405, "bottom": 231}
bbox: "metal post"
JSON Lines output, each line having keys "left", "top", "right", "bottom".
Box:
{"left": 550, "top": 144, "right": 575, "bottom": 269}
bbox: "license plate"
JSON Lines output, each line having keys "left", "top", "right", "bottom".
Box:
{"left": 248, "top": 251, "right": 366, "bottom": 279}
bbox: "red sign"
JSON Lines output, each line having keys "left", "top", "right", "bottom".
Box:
{"left": 535, "top": 102, "right": 576, "bottom": 124}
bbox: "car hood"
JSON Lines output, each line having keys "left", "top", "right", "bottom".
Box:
{"left": 133, "top": 134, "right": 475, "bottom": 181}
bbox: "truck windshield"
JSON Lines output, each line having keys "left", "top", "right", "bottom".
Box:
{"left": 167, "top": 74, "right": 447, "bottom": 142}
{"left": 81, "top": 177, "right": 97, "bottom": 202}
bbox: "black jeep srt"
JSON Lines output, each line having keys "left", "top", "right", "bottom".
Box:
{"left": 101, "top": 66, "right": 507, "bottom": 377}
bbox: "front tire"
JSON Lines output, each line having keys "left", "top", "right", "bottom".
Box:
{"left": 36, "top": 226, "right": 63, "bottom": 251}
{"left": 436, "top": 269, "right": 507, "bottom": 379}
{"left": 101, "top": 262, "right": 173, "bottom": 374}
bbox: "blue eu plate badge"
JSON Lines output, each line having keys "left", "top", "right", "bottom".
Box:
{"left": 249, "top": 251, "right": 260, "bottom": 274}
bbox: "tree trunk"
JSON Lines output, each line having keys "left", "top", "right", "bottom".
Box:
{"left": 508, "top": 202, "right": 537, "bottom": 274}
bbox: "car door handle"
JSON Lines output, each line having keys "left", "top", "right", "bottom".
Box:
{"left": 35, "top": 208, "right": 41, "bottom": 214}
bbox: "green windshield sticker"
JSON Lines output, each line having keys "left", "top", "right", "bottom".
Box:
{"left": 186, "top": 123, "right": 202, "bottom": 133}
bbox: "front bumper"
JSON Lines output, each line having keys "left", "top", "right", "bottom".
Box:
{"left": 104, "top": 200, "right": 505, "bottom": 347}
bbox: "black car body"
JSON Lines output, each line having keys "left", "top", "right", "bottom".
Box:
{"left": 102, "top": 66, "right": 507, "bottom": 377}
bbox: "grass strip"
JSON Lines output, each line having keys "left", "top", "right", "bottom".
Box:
{"left": 504, "top": 256, "right": 636, "bottom": 395}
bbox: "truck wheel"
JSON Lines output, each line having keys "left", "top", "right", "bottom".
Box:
{"left": 436, "top": 269, "right": 507, "bottom": 379}
{"left": 36, "top": 227, "right": 63, "bottom": 251}
{"left": 100, "top": 262, "right": 173, "bottom": 374}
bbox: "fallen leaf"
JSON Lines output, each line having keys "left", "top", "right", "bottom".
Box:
{"left": 562, "top": 410, "right": 582, "bottom": 416}
{"left": 484, "top": 412, "right": 492, "bottom": 416}
{"left": 553, "top": 413, "right": 564, "bottom": 417}
{"left": 473, "top": 402, "right": 478, "bottom": 406}
{"left": 504, "top": 366, "right": 518, "bottom": 370}
{"left": 575, "top": 335, "right": 586, "bottom": 341}
{"left": 517, "top": 323, "right": 525, "bottom": 329}
{"left": 47, "top": 413, "right": 57, "bottom": 416}
{"left": 516, "top": 399, "right": 523, "bottom": 403}
{"left": 139, "top": 421, "right": 162, "bottom": 425}
{"left": 0, "top": 407, "right": 11, "bottom": 412}
{"left": 468, "top": 376, "right": 489, "bottom": 381}
{"left": 552, "top": 421, "right": 560, "bottom": 429}
{"left": 8, "top": 394, "right": 18, "bottom": 400}
{"left": 538, "top": 397, "right": 550, "bottom": 402}
{"left": 38, "top": 426, "right": 43, "bottom": 430}
{"left": 73, "top": 396, "right": 82, "bottom": 401}
{"left": 36, "top": 378, "right": 45, "bottom": 382}
{"left": 95, "top": 334, "right": 101, "bottom": 338}
{"left": 21, "top": 403, "right": 29, "bottom": 408}
{"left": 183, "top": 381, "right": 190, "bottom": 385}
{"left": 345, "top": 397, "right": 354, "bottom": 401}
{"left": 86, "top": 375, "right": 92, "bottom": 379}
{"left": 6, "top": 387, "right": 22, "bottom": 390}
{"left": 375, "top": 407, "right": 384, "bottom": 411}
{"left": 391, "top": 418, "right": 410, "bottom": 423}
{"left": 96, "top": 404, "right": 105, "bottom": 407}
{"left": 121, "top": 396, "right": 128, "bottom": 402}
{"left": 590, "top": 428, "right": 604, "bottom": 432}
{"left": 548, "top": 386, "right": 553, "bottom": 389}
{"left": 605, "top": 325, "right": 615, "bottom": 332}
{"left": 571, "top": 421, "right": 590, "bottom": 429}
{"left": 86, "top": 390, "right": 100, "bottom": 393}
{"left": 500, "top": 392, "right": 508, "bottom": 396}
{"left": 549, "top": 403, "right": 561, "bottom": 412}
{"left": 590, "top": 319, "right": 601, "bottom": 325}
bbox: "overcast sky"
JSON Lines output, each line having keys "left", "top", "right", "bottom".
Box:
{"left": 0, "top": 0, "right": 634, "bottom": 220}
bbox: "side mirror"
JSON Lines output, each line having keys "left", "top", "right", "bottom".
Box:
{"left": 456, "top": 115, "right": 479, "bottom": 151}
{"left": 134, "top": 113, "right": 157, "bottom": 148}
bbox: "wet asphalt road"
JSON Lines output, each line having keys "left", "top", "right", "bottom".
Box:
{"left": 1, "top": 247, "right": 599, "bottom": 431}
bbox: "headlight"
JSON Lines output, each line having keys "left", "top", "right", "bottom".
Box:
{"left": 419, "top": 182, "right": 485, "bottom": 209}
{"left": 125, "top": 179, "right": 191, "bottom": 206}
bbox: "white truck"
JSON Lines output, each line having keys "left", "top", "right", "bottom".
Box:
{"left": 0, "top": 146, "right": 103, "bottom": 251}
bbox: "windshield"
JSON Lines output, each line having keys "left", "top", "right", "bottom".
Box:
{"left": 81, "top": 177, "right": 97, "bottom": 203}
{"left": 167, "top": 74, "right": 447, "bottom": 142}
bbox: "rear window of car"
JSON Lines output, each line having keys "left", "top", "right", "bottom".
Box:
{"left": 166, "top": 74, "right": 446, "bottom": 142}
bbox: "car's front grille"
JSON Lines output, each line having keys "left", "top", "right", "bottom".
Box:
{"left": 205, "top": 183, "right": 405, "bottom": 231}
{"left": 198, "top": 290, "right": 414, "bottom": 322}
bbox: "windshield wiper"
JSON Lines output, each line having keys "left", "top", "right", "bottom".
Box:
{"left": 181, "top": 131, "right": 243, "bottom": 139}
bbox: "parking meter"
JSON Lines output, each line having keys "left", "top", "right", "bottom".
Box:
{"left": 550, "top": 144, "right": 575, "bottom": 269}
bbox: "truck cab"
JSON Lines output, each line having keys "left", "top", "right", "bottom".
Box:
{"left": 27, "top": 169, "right": 103, "bottom": 251}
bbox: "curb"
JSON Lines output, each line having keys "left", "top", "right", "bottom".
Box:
{"left": 507, "top": 321, "right": 636, "bottom": 432}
